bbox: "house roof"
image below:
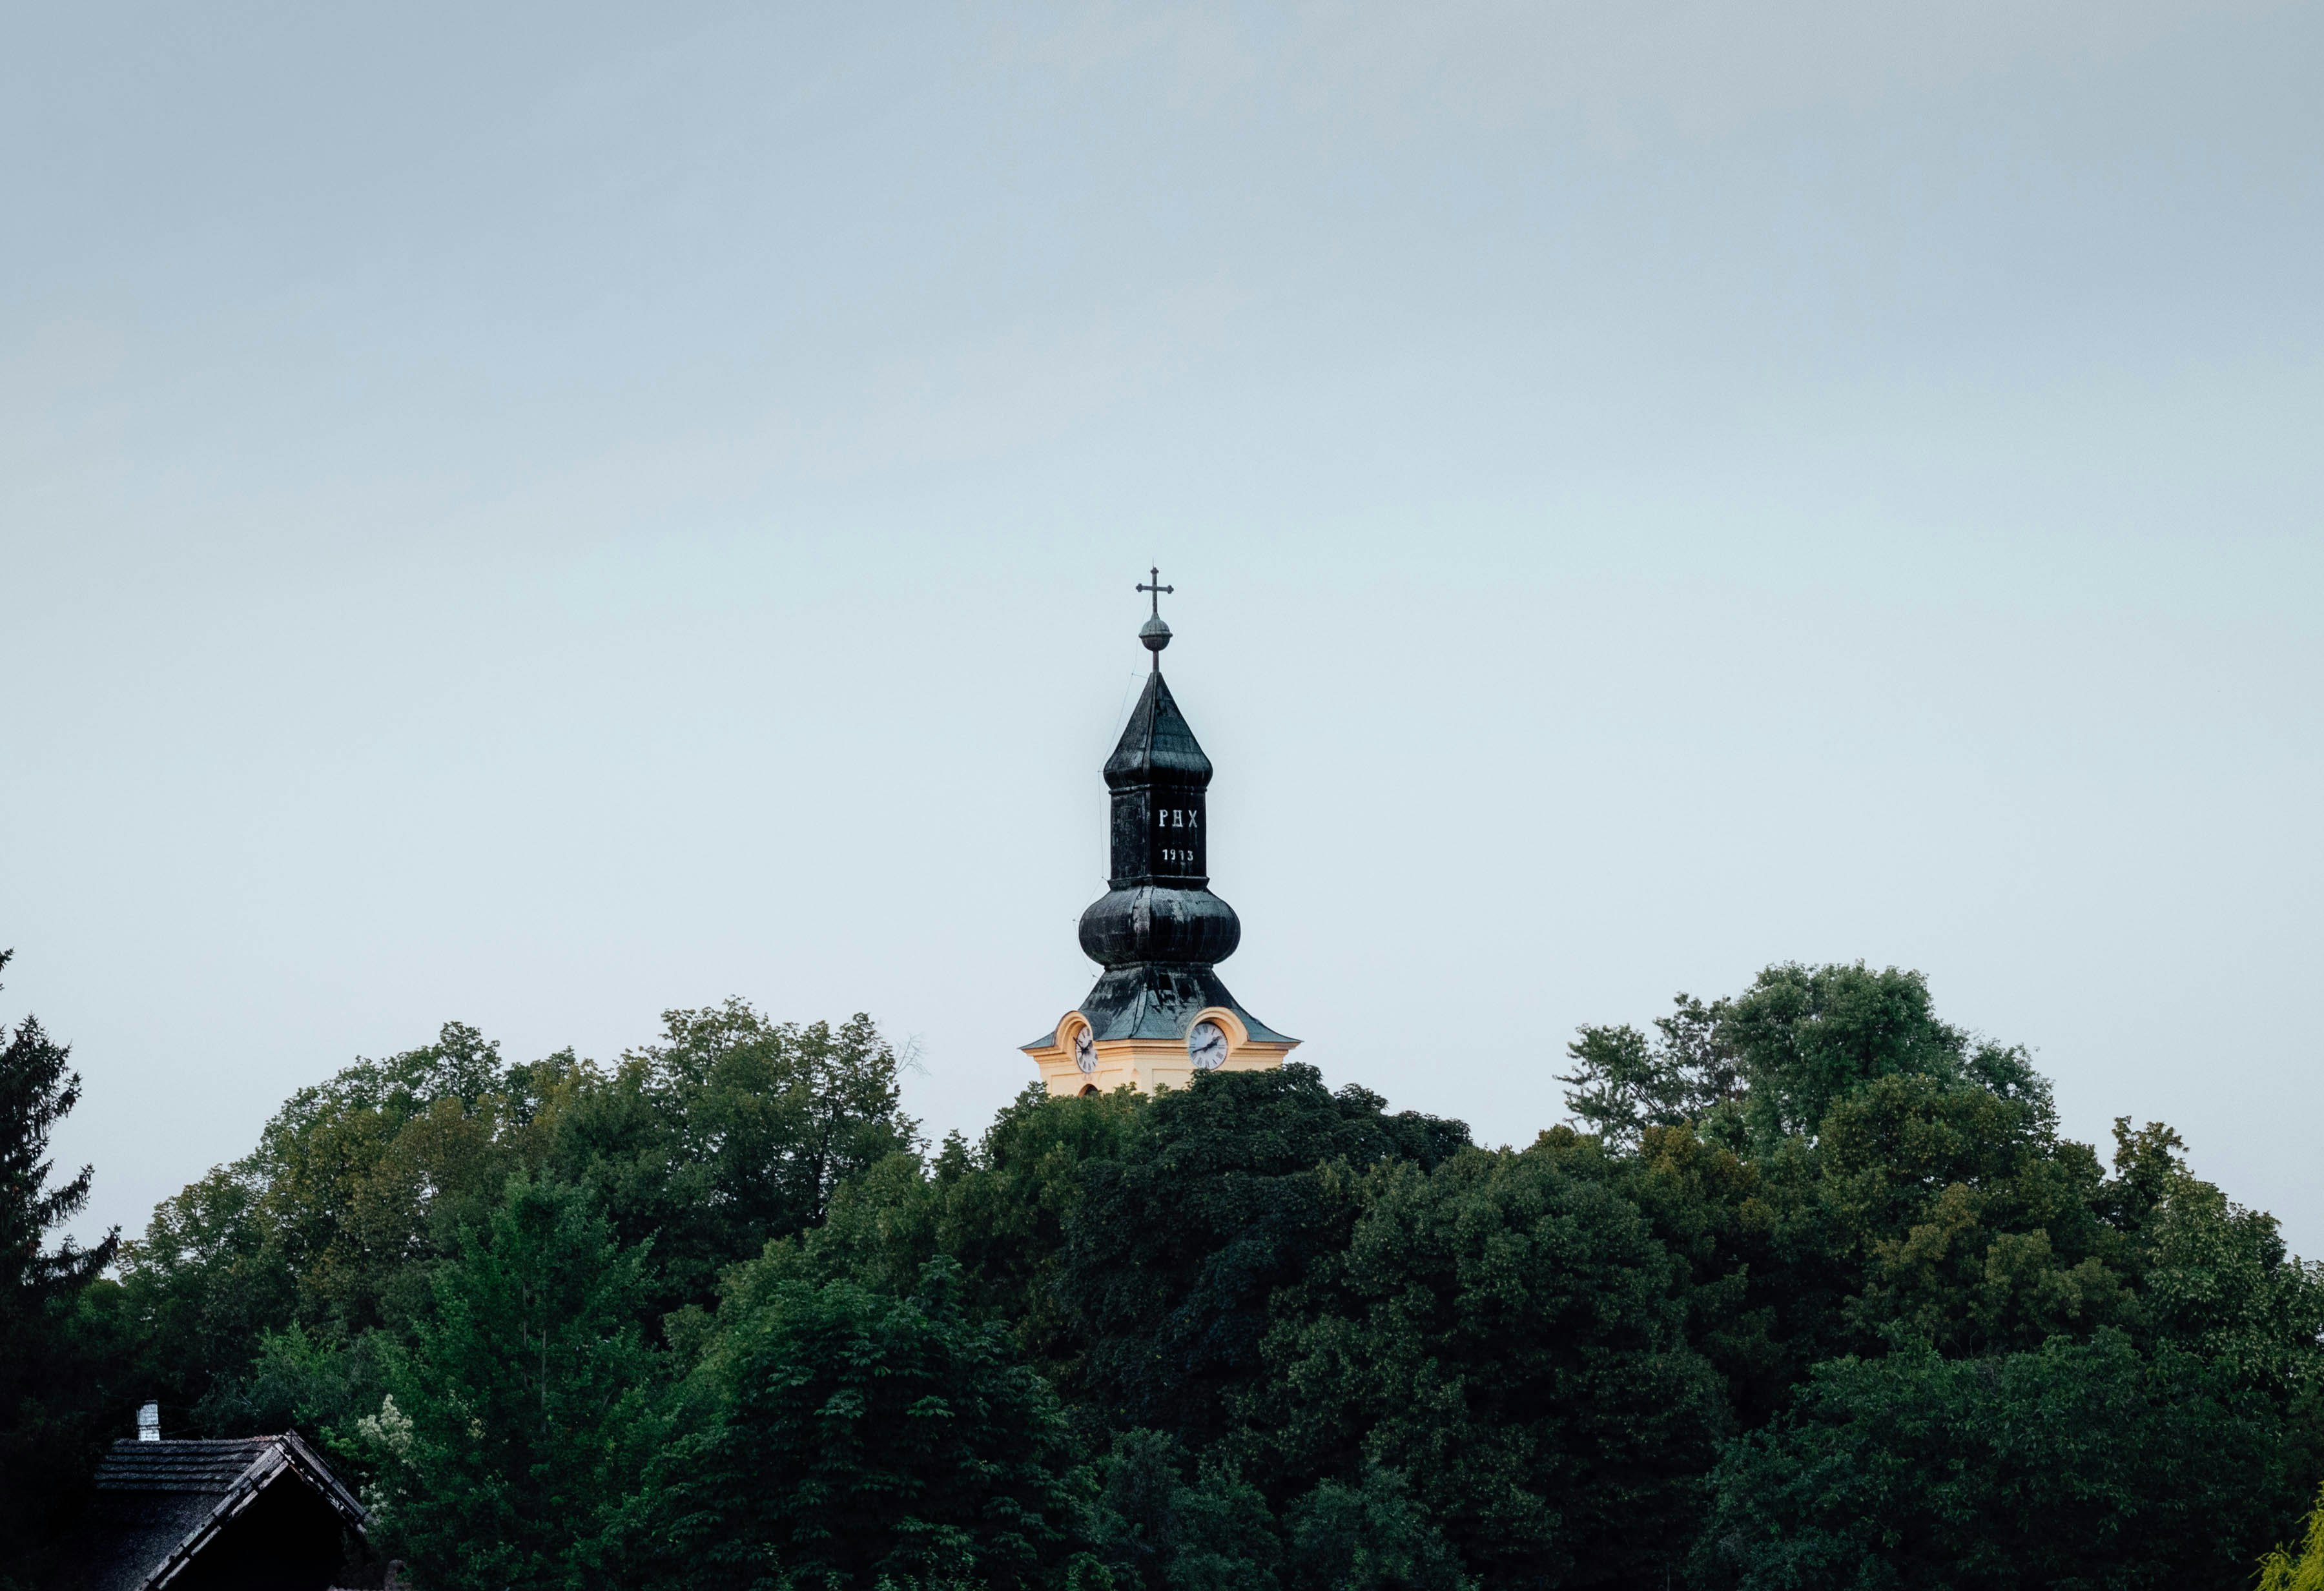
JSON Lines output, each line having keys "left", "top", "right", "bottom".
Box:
{"left": 68, "top": 1433, "right": 367, "bottom": 1591}
{"left": 94, "top": 1439, "right": 282, "bottom": 1493}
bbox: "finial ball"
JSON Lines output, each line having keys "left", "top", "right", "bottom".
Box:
{"left": 1135, "top": 567, "right": 1176, "bottom": 664}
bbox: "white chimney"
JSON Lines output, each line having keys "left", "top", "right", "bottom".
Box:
{"left": 136, "top": 1402, "right": 161, "bottom": 1442}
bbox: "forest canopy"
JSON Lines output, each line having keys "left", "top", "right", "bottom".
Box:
{"left": 4, "top": 962, "right": 2321, "bottom": 1591}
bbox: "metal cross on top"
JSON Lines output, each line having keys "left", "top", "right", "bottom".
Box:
{"left": 1135, "top": 566, "right": 1175, "bottom": 669}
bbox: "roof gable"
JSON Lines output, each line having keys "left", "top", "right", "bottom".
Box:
{"left": 73, "top": 1434, "right": 367, "bottom": 1591}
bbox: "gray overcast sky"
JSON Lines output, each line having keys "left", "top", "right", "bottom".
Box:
{"left": 5, "top": 2, "right": 2319, "bottom": 1253}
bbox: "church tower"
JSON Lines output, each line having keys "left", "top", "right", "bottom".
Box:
{"left": 1023, "top": 572, "right": 1298, "bottom": 1095}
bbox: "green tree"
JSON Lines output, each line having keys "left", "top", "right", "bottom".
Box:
{"left": 1694, "top": 1331, "right": 2316, "bottom": 1591}
{"left": 1804, "top": 1071, "right": 2126, "bottom": 1357}
{"left": 1087, "top": 1428, "right": 1282, "bottom": 1591}
{"left": 252, "top": 1021, "right": 515, "bottom": 1336}
{"left": 1283, "top": 1464, "right": 1470, "bottom": 1591}
{"left": 117, "top": 1021, "right": 522, "bottom": 1423}
{"left": 545, "top": 1005, "right": 920, "bottom": 1314}
{"left": 1556, "top": 994, "right": 1736, "bottom": 1150}
{"left": 116, "top": 1162, "right": 296, "bottom": 1421}
{"left": 355, "top": 1174, "right": 661, "bottom": 1591}
{"left": 1718, "top": 961, "right": 2045, "bottom": 1151}
{"left": 0, "top": 950, "right": 123, "bottom": 1576}
{"left": 1251, "top": 1138, "right": 1727, "bottom": 1589}
{"left": 2108, "top": 1120, "right": 2324, "bottom": 1395}
{"left": 0, "top": 952, "right": 113, "bottom": 1304}
{"left": 119, "top": 1007, "right": 920, "bottom": 1431}
{"left": 85, "top": 968, "right": 2324, "bottom": 1591}
{"left": 1555, "top": 966, "right": 2045, "bottom": 1155}
{"left": 1056, "top": 1063, "right": 1468, "bottom": 1449}
{"left": 630, "top": 1257, "right": 1086, "bottom": 1591}
{"left": 196, "top": 1320, "right": 389, "bottom": 1449}
{"left": 1560, "top": 965, "right": 2259, "bottom": 1415}
{"left": 755, "top": 1083, "right": 1147, "bottom": 1365}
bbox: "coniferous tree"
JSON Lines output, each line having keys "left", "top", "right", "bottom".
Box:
{"left": 0, "top": 949, "right": 121, "bottom": 1575}
{"left": 0, "top": 952, "right": 113, "bottom": 1302}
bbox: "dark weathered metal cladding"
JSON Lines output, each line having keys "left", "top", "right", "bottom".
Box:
{"left": 1078, "top": 884, "right": 1240, "bottom": 966}
{"left": 1109, "top": 788, "right": 1208, "bottom": 888}
{"left": 1104, "top": 672, "right": 1213, "bottom": 888}
{"left": 1076, "top": 963, "right": 1295, "bottom": 1045}
{"left": 1104, "top": 672, "right": 1211, "bottom": 789}
{"left": 1067, "top": 662, "right": 1297, "bottom": 1050}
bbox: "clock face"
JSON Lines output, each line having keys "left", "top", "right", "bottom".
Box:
{"left": 1074, "top": 1029, "right": 1096, "bottom": 1074}
{"left": 1188, "top": 1020, "right": 1228, "bottom": 1071}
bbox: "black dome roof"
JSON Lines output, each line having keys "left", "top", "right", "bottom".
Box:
{"left": 1104, "top": 672, "right": 1211, "bottom": 790}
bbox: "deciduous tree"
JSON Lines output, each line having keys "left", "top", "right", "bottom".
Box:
{"left": 356, "top": 1175, "right": 661, "bottom": 1591}
{"left": 630, "top": 1257, "right": 1087, "bottom": 1591}
{"left": 1694, "top": 1331, "right": 2315, "bottom": 1591}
